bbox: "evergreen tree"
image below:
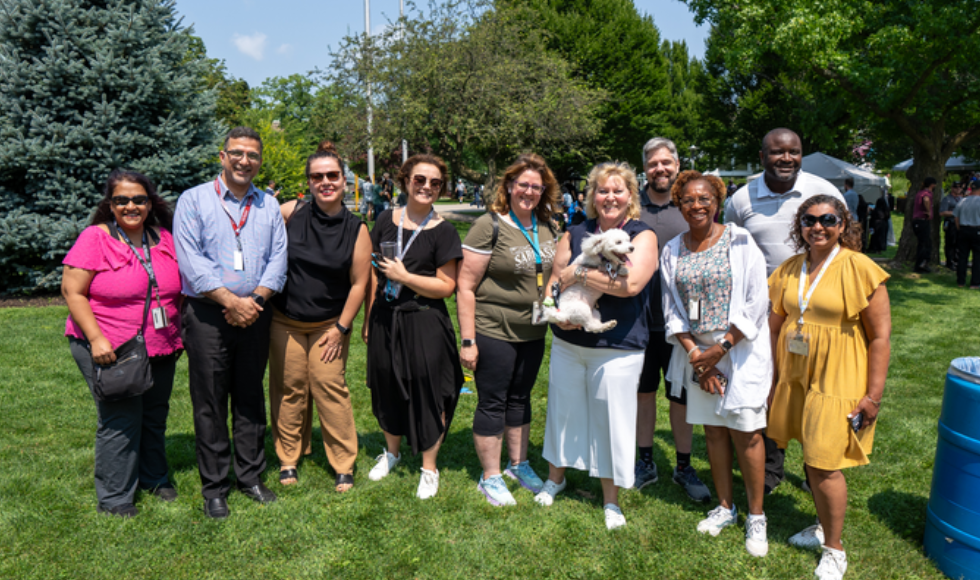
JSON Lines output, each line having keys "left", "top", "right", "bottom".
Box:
{"left": 0, "top": 0, "right": 221, "bottom": 293}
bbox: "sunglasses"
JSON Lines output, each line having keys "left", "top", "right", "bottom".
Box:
{"left": 800, "top": 213, "right": 841, "bottom": 228}
{"left": 224, "top": 150, "right": 261, "bottom": 162}
{"left": 309, "top": 171, "right": 342, "bottom": 182}
{"left": 111, "top": 195, "right": 150, "bottom": 207}
{"left": 412, "top": 175, "right": 444, "bottom": 189}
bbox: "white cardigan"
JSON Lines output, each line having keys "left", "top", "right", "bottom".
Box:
{"left": 660, "top": 225, "right": 773, "bottom": 414}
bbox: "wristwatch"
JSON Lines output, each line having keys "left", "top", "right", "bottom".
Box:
{"left": 335, "top": 322, "right": 351, "bottom": 335}
{"left": 718, "top": 338, "right": 733, "bottom": 353}
{"left": 461, "top": 338, "right": 475, "bottom": 348}
{"left": 249, "top": 293, "right": 265, "bottom": 307}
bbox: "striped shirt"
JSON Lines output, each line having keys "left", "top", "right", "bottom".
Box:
{"left": 173, "top": 177, "right": 288, "bottom": 298}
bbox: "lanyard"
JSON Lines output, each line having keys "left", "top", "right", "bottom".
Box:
{"left": 213, "top": 178, "right": 253, "bottom": 248}
{"left": 510, "top": 211, "right": 545, "bottom": 297}
{"left": 397, "top": 208, "right": 434, "bottom": 260}
{"left": 114, "top": 222, "right": 157, "bottom": 288}
{"left": 797, "top": 244, "right": 841, "bottom": 325}
{"left": 594, "top": 218, "right": 627, "bottom": 234}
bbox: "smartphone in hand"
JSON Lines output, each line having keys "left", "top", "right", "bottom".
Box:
{"left": 850, "top": 412, "right": 864, "bottom": 433}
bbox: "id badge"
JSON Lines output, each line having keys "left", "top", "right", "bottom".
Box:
{"left": 152, "top": 306, "right": 170, "bottom": 330}
{"left": 688, "top": 299, "right": 701, "bottom": 321}
{"left": 234, "top": 250, "right": 245, "bottom": 271}
{"left": 787, "top": 330, "right": 810, "bottom": 356}
{"left": 531, "top": 301, "right": 546, "bottom": 325}
{"left": 384, "top": 280, "right": 403, "bottom": 301}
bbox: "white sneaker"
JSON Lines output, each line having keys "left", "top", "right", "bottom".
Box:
{"left": 533, "top": 478, "right": 567, "bottom": 506}
{"left": 814, "top": 546, "right": 848, "bottom": 580}
{"left": 697, "top": 505, "right": 737, "bottom": 536}
{"left": 416, "top": 468, "right": 439, "bottom": 499}
{"left": 368, "top": 450, "right": 401, "bottom": 481}
{"left": 604, "top": 504, "right": 627, "bottom": 530}
{"left": 744, "top": 515, "right": 769, "bottom": 557}
{"left": 789, "top": 522, "right": 826, "bottom": 550}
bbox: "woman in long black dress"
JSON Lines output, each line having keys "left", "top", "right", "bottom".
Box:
{"left": 364, "top": 154, "right": 464, "bottom": 499}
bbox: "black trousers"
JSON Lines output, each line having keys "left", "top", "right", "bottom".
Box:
{"left": 913, "top": 219, "right": 932, "bottom": 268}
{"left": 957, "top": 226, "right": 980, "bottom": 287}
{"left": 471, "top": 334, "right": 545, "bottom": 437}
{"left": 70, "top": 338, "right": 177, "bottom": 510}
{"left": 945, "top": 221, "right": 959, "bottom": 266}
{"left": 182, "top": 298, "right": 272, "bottom": 499}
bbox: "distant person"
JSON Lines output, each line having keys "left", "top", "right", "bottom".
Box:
{"left": 456, "top": 179, "right": 467, "bottom": 203}
{"left": 911, "top": 177, "right": 937, "bottom": 273}
{"left": 769, "top": 194, "right": 891, "bottom": 580}
{"left": 63, "top": 169, "right": 183, "bottom": 517}
{"left": 868, "top": 189, "right": 891, "bottom": 253}
{"left": 570, "top": 193, "right": 587, "bottom": 226}
{"left": 379, "top": 171, "right": 394, "bottom": 212}
{"left": 842, "top": 177, "right": 859, "bottom": 221}
{"left": 727, "top": 180, "right": 738, "bottom": 196}
{"left": 954, "top": 181, "right": 980, "bottom": 288}
{"left": 266, "top": 180, "right": 280, "bottom": 198}
{"left": 174, "top": 126, "right": 288, "bottom": 519}
{"left": 940, "top": 182, "right": 964, "bottom": 270}
{"left": 724, "top": 127, "right": 843, "bottom": 495}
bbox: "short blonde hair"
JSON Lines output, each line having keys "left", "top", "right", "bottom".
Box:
{"left": 584, "top": 161, "right": 642, "bottom": 220}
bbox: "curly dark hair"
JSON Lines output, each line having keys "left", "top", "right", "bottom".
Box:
{"left": 489, "top": 153, "right": 560, "bottom": 224}
{"left": 89, "top": 169, "right": 173, "bottom": 231}
{"left": 789, "top": 194, "right": 862, "bottom": 252}
{"left": 670, "top": 170, "right": 726, "bottom": 210}
{"left": 397, "top": 154, "right": 448, "bottom": 198}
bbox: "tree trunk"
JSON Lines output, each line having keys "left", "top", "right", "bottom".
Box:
{"left": 894, "top": 143, "right": 946, "bottom": 265}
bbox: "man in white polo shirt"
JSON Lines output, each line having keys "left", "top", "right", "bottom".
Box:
{"left": 724, "top": 128, "right": 843, "bottom": 494}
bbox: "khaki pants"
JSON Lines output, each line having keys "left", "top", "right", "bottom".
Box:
{"left": 269, "top": 309, "right": 358, "bottom": 474}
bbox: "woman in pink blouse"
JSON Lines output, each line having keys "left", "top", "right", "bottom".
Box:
{"left": 62, "top": 169, "right": 183, "bottom": 518}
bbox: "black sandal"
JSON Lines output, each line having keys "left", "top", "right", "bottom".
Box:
{"left": 335, "top": 473, "right": 354, "bottom": 493}
{"left": 279, "top": 468, "right": 298, "bottom": 485}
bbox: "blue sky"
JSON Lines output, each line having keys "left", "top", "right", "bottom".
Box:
{"left": 173, "top": 1, "right": 709, "bottom": 88}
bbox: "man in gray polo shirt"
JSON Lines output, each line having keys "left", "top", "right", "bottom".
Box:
{"left": 634, "top": 137, "right": 710, "bottom": 503}
{"left": 724, "top": 128, "right": 843, "bottom": 494}
{"left": 954, "top": 181, "right": 980, "bottom": 288}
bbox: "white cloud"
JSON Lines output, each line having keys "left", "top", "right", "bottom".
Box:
{"left": 233, "top": 32, "right": 267, "bottom": 61}
{"left": 276, "top": 44, "right": 292, "bottom": 56}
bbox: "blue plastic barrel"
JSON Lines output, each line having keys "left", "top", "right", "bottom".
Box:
{"left": 925, "top": 357, "right": 980, "bottom": 580}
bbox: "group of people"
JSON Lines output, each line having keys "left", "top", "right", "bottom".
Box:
{"left": 937, "top": 177, "right": 980, "bottom": 287}
{"left": 63, "top": 127, "right": 889, "bottom": 580}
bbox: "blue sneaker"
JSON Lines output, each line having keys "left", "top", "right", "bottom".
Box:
{"left": 504, "top": 461, "right": 544, "bottom": 493}
{"left": 478, "top": 475, "right": 516, "bottom": 506}
{"left": 634, "top": 460, "right": 658, "bottom": 490}
{"left": 673, "top": 465, "right": 711, "bottom": 503}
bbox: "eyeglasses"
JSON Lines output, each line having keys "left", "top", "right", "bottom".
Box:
{"left": 513, "top": 182, "right": 545, "bottom": 194}
{"left": 309, "top": 171, "right": 342, "bottom": 182}
{"left": 111, "top": 195, "right": 150, "bottom": 207}
{"left": 679, "top": 196, "right": 714, "bottom": 208}
{"left": 800, "top": 213, "right": 841, "bottom": 228}
{"left": 224, "top": 150, "right": 261, "bottom": 162}
{"left": 412, "top": 175, "right": 444, "bottom": 189}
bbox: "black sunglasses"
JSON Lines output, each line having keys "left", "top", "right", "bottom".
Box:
{"left": 111, "top": 195, "right": 150, "bottom": 207}
{"left": 310, "top": 171, "right": 342, "bottom": 182}
{"left": 800, "top": 213, "right": 841, "bottom": 228}
{"left": 412, "top": 175, "right": 444, "bottom": 189}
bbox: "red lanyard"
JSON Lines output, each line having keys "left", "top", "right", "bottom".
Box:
{"left": 595, "top": 218, "right": 627, "bottom": 233}
{"left": 213, "top": 178, "right": 252, "bottom": 237}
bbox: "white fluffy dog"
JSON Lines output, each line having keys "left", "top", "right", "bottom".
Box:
{"left": 541, "top": 228, "right": 634, "bottom": 333}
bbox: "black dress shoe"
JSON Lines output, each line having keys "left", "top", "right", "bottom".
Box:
{"left": 149, "top": 483, "right": 178, "bottom": 502}
{"left": 203, "top": 497, "right": 229, "bottom": 519}
{"left": 97, "top": 504, "right": 138, "bottom": 518}
{"left": 238, "top": 482, "right": 278, "bottom": 504}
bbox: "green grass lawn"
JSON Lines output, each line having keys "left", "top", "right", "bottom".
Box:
{"left": 0, "top": 216, "right": 975, "bottom": 579}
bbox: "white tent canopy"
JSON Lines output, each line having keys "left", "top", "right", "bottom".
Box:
{"left": 892, "top": 155, "right": 980, "bottom": 172}
{"left": 801, "top": 152, "right": 888, "bottom": 203}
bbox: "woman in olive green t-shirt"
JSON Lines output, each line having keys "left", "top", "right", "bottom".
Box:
{"left": 456, "top": 154, "right": 559, "bottom": 506}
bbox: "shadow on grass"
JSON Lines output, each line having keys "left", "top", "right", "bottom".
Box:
{"left": 868, "top": 489, "right": 930, "bottom": 544}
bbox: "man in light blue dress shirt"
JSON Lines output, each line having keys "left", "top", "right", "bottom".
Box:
{"left": 174, "top": 126, "right": 288, "bottom": 519}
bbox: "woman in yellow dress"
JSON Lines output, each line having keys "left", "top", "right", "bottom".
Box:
{"left": 768, "top": 195, "right": 891, "bottom": 580}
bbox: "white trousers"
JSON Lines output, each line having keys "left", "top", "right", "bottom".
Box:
{"left": 542, "top": 337, "right": 644, "bottom": 488}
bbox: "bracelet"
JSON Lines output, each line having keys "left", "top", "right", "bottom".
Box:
{"left": 687, "top": 346, "right": 699, "bottom": 360}
{"left": 865, "top": 395, "right": 881, "bottom": 407}
{"left": 575, "top": 266, "right": 587, "bottom": 284}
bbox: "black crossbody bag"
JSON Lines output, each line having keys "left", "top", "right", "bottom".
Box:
{"left": 91, "top": 224, "right": 158, "bottom": 402}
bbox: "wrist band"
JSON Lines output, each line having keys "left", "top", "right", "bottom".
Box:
{"left": 865, "top": 395, "right": 881, "bottom": 407}
{"left": 687, "top": 346, "right": 699, "bottom": 359}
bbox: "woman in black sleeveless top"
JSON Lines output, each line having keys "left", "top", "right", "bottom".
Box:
{"left": 268, "top": 143, "right": 372, "bottom": 492}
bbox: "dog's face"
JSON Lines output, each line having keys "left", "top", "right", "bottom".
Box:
{"left": 581, "top": 229, "right": 634, "bottom": 267}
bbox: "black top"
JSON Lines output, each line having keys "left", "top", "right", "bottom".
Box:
{"left": 370, "top": 209, "right": 462, "bottom": 309}
{"left": 272, "top": 201, "right": 365, "bottom": 322}
{"left": 551, "top": 219, "right": 654, "bottom": 351}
